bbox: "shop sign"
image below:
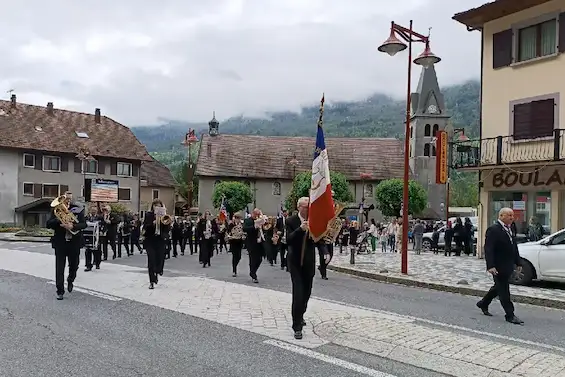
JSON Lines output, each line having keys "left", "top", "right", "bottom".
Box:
{"left": 435, "top": 131, "right": 448, "bottom": 184}
{"left": 492, "top": 168, "right": 565, "bottom": 188}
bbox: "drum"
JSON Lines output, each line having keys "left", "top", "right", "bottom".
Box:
{"left": 83, "top": 221, "right": 100, "bottom": 249}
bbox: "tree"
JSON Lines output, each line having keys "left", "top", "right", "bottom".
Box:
{"left": 374, "top": 179, "right": 427, "bottom": 217}
{"left": 108, "top": 203, "right": 130, "bottom": 215}
{"left": 211, "top": 181, "right": 253, "bottom": 215}
{"left": 285, "top": 171, "right": 354, "bottom": 211}
{"left": 172, "top": 161, "right": 199, "bottom": 206}
{"left": 449, "top": 170, "right": 479, "bottom": 207}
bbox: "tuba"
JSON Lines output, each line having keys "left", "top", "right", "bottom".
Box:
{"left": 321, "top": 202, "right": 346, "bottom": 244}
{"left": 51, "top": 195, "right": 79, "bottom": 235}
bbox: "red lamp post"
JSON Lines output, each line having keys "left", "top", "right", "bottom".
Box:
{"left": 182, "top": 129, "right": 199, "bottom": 213}
{"left": 378, "top": 20, "right": 441, "bottom": 274}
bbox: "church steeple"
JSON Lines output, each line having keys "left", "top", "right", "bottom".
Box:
{"left": 410, "top": 65, "right": 448, "bottom": 118}
{"left": 208, "top": 111, "right": 219, "bottom": 136}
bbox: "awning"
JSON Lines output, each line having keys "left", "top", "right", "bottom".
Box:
{"left": 453, "top": 0, "right": 552, "bottom": 29}
{"left": 14, "top": 198, "right": 51, "bottom": 212}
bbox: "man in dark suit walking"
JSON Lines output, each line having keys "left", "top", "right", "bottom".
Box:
{"left": 286, "top": 196, "right": 329, "bottom": 339}
{"left": 476, "top": 207, "right": 524, "bottom": 325}
{"left": 243, "top": 208, "right": 264, "bottom": 283}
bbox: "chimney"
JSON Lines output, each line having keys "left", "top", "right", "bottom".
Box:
{"left": 94, "top": 108, "right": 101, "bottom": 123}
{"left": 46, "top": 102, "right": 54, "bottom": 115}
{"left": 10, "top": 94, "right": 16, "bottom": 108}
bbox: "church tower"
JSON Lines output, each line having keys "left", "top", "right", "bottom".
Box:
{"left": 208, "top": 111, "right": 219, "bottom": 136}
{"left": 409, "top": 65, "right": 450, "bottom": 218}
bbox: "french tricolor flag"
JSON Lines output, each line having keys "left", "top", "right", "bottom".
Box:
{"left": 308, "top": 94, "right": 335, "bottom": 242}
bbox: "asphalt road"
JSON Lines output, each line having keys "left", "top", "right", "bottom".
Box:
{"left": 1, "top": 241, "right": 565, "bottom": 377}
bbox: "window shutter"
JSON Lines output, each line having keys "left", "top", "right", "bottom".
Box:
{"left": 98, "top": 160, "right": 105, "bottom": 174}
{"left": 35, "top": 153, "right": 42, "bottom": 170}
{"left": 492, "top": 29, "right": 513, "bottom": 68}
{"left": 61, "top": 156, "right": 69, "bottom": 171}
{"left": 74, "top": 160, "right": 82, "bottom": 173}
{"left": 132, "top": 163, "right": 139, "bottom": 177}
{"left": 110, "top": 162, "right": 117, "bottom": 175}
{"left": 530, "top": 99, "right": 555, "bottom": 138}
{"left": 60, "top": 184, "right": 69, "bottom": 194}
{"left": 559, "top": 13, "right": 565, "bottom": 52}
{"left": 33, "top": 184, "right": 42, "bottom": 198}
{"left": 513, "top": 102, "right": 533, "bottom": 140}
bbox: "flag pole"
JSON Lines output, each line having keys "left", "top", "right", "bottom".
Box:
{"left": 301, "top": 93, "right": 325, "bottom": 266}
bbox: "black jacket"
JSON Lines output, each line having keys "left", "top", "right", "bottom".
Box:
{"left": 46, "top": 203, "right": 87, "bottom": 248}
{"left": 285, "top": 214, "right": 327, "bottom": 270}
{"left": 243, "top": 217, "right": 262, "bottom": 252}
{"left": 143, "top": 211, "right": 171, "bottom": 244}
{"left": 484, "top": 222, "right": 522, "bottom": 276}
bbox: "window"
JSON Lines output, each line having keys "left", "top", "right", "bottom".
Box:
{"left": 432, "top": 124, "right": 439, "bottom": 136}
{"left": 83, "top": 160, "right": 98, "bottom": 174}
{"left": 272, "top": 181, "right": 281, "bottom": 196}
{"left": 490, "top": 191, "right": 551, "bottom": 238}
{"left": 424, "top": 124, "right": 431, "bottom": 136}
{"left": 75, "top": 131, "right": 89, "bottom": 138}
{"left": 117, "top": 162, "right": 132, "bottom": 176}
{"left": 43, "top": 156, "right": 61, "bottom": 171}
{"left": 364, "top": 183, "right": 373, "bottom": 198}
{"left": 152, "top": 189, "right": 159, "bottom": 200}
{"left": 431, "top": 145, "right": 437, "bottom": 156}
{"left": 23, "top": 183, "right": 34, "bottom": 196}
{"left": 23, "top": 154, "right": 35, "bottom": 168}
{"left": 42, "top": 184, "right": 59, "bottom": 198}
{"left": 517, "top": 19, "right": 557, "bottom": 62}
{"left": 424, "top": 144, "right": 430, "bottom": 156}
{"left": 512, "top": 97, "right": 556, "bottom": 140}
{"left": 410, "top": 127, "right": 413, "bottom": 138}
{"left": 118, "top": 188, "right": 131, "bottom": 201}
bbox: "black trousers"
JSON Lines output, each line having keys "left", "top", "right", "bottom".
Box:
{"left": 230, "top": 241, "right": 243, "bottom": 273}
{"left": 248, "top": 248, "right": 263, "bottom": 279}
{"left": 55, "top": 243, "right": 80, "bottom": 295}
{"left": 318, "top": 244, "right": 333, "bottom": 278}
{"left": 288, "top": 259, "right": 314, "bottom": 331}
{"left": 200, "top": 239, "right": 213, "bottom": 266}
{"left": 130, "top": 235, "right": 142, "bottom": 253}
{"left": 479, "top": 273, "right": 514, "bottom": 318}
{"left": 279, "top": 243, "right": 288, "bottom": 268}
{"left": 146, "top": 241, "right": 164, "bottom": 284}
{"left": 172, "top": 237, "right": 181, "bottom": 256}
{"left": 100, "top": 235, "right": 116, "bottom": 259}
{"left": 118, "top": 234, "right": 130, "bottom": 256}
{"left": 218, "top": 236, "right": 227, "bottom": 252}
{"left": 85, "top": 247, "right": 101, "bottom": 269}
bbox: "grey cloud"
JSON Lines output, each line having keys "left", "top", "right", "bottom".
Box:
{"left": 0, "top": 0, "right": 486, "bottom": 125}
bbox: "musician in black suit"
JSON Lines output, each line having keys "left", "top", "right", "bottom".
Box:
{"left": 181, "top": 218, "right": 194, "bottom": 255}
{"left": 99, "top": 205, "right": 119, "bottom": 260}
{"left": 275, "top": 210, "right": 289, "bottom": 271}
{"left": 476, "top": 207, "right": 524, "bottom": 325}
{"left": 196, "top": 211, "right": 218, "bottom": 267}
{"left": 243, "top": 208, "right": 265, "bottom": 283}
{"left": 286, "top": 197, "right": 330, "bottom": 339}
{"left": 142, "top": 199, "right": 170, "bottom": 289}
{"left": 84, "top": 205, "right": 102, "bottom": 271}
{"left": 46, "top": 194, "right": 87, "bottom": 300}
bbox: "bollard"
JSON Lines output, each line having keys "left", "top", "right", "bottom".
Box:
{"left": 349, "top": 247, "right": 355, "bottom": 264}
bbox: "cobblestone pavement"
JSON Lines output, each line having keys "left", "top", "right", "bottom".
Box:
{"left": 329, "top": 250, "right": 565, "bottom": 304}
{"left": 2, "top": 247, "right": 565, "bottom": 377}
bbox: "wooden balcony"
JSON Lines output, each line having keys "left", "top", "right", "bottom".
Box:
{"left": 450, "top": 130, "right": 565, "bottom": 169}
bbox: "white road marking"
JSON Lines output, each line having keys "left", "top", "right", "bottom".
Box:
{"left": 264, "top": 339, "right": 398, "bottom": 377}
{"left": 314, "top": 296, "right": 565, "bottom": 354}
{"left": 47, "top": 281, "right": 122, "bottom": 301}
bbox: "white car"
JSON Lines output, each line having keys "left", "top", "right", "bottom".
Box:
{"left": 512, "top": 228, "right": 565, "bottom": 285}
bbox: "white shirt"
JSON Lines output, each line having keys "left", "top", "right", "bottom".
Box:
{"left": 498, "top": 220, "right": 513, "bottom": 242}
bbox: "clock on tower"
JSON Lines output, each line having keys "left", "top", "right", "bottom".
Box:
{"left": 427, "top": 104, "right": 438, "bottom": 114}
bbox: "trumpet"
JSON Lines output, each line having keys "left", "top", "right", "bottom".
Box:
{"left": 155, "top": 209, "right": 172, "bottom": 236}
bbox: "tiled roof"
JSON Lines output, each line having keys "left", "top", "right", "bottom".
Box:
{"left": 0, "top": 96, "right": 151, "bottom": 161}
{"left": 141, "top": 156, "right": 176, "bottom": 187}
{"left": 195, "top": 134, "right": 405, "bottom": 181}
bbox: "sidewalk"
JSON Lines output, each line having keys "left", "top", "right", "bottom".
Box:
{"left": 0, "top": 233, "right": 50, "bottom": 243}
{"left": 328, "top": 249, "right": 565, "bottom": 309}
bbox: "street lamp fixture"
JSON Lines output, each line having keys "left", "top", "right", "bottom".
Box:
{"left": 378, "top": 20, "right": 441, "bottom": 275}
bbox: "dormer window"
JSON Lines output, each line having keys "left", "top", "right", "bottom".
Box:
{"left": 76, "top": 131, "right": 89, "bottom": 138}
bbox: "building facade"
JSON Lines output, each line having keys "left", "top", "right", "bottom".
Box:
{"left": 140, "top": 157, "right": 176, "bottom": 218}
{"left": 453, "top": 0, "right": 565, "bottom": 255}
{"left": 0, "top": 95, "right": 152, "bottom": 226}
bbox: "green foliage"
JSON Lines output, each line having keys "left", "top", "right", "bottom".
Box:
{"left": 211, "top": 181, "right": 253, "bottom": 215}
{"left": 170, "top": 161, "right": 199, "bottom": 206}
{"left": 285, "top": 171, "right": 354, "bottom": 211}
{"left": 449, "top": 170, "right": 479, "bottom": 207}
{"left": 109, "top": 203, "right": 130, "bottom": 215}
{"left": 374, "top": 179, "right": 427, "bottom": 217}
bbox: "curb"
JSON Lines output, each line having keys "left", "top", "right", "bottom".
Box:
{"left": 327, "top": 265, "right": 565, "bottom": 310}
{"left": 0, "top": 237, "right": 50, "bottom": 243}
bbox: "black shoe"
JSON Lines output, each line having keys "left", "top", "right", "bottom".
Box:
{"left": 232, "top": 272, "right": 237, "bottom": 277}
{"left": 506, "top": 316, "right": 524, "bottom": 325}
{"left": 322, "top": 276, "right": 328, "bottom": 280}
{"left": 112, "top": 255, "right": 116, "bottom": 260}
{"left": 67, "top": 282, "right": 73, "bottom": 293}
{"left": 155, "top": 275, "right": 158, "bottom": 284}
{"left": 294, "top": 330, "right": 303, "bottom": 340}
{"left": 149, "top": 283, "right": 154, "bottom": 290}
{"left": 476, "top": 302, "right": 492, "bottom": 316}
{"left": 95, "top": 265, "right": 100, "bottom": 269}
{"left": 56, "top": 294, "right": 64, "bottom": 300}
{"left": 84, "top": 267, "right": 92, "bottom": 272}
{"left": 301, "top": 320, "right": 306, "bottom": 326}
{"left": 252, "top": 278, "right": 259, "bottom": 283}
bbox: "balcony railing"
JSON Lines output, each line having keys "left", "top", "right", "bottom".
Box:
{"left": 450, "top": 129, "right": 565, "bottom": 169}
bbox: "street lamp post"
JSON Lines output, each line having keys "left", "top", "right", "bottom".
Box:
{"left": 378, "top": 20, "right": 441, "bottom": 274}
{"left": 76, "top": 148, "right": 96, "bottom": 202}
{"left": 182, "top": 129, "right": 199, "bottom": 214}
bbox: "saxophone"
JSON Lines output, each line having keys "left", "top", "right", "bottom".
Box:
{"left": 51, "top": 195, "right": 79, "bottom": 235}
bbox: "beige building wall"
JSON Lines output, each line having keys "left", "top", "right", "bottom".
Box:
{"left": 140, "top": 186, "right": 175, "bottom": 215}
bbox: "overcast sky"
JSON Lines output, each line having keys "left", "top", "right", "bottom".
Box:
{"left": 1, "top": 0, "right": 484, "bottom": 125}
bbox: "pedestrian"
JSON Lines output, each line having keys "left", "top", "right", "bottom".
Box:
{"left": 286, "top": 197, "right": 329, "bottom": 340}
{"left": 84, "top": 204, "right": 102, "bottom": 271}
{"left": 368, "top": 219, "right": 378, "bottom": 253}
{"left": 196, "top": 211, "right": 217, "bottom": 268}
{"left": 227, "top": 213, "right": 245, "bottom": 277}
{"left": 142, "top": 199, "right": 170, "bottom": 289}
{"left": 46, "top": 194, "right": 87, "bottom": 300}
{"left": 476, "top": 207, "right": 524, "bottom": 325}
{"left": 379, "top": 229, "right": 388, "bottom": 252}
{"left": 243, "top": 208, "right": 265, "bottom": 283}
{"left": 413, "top": 219, "right": 425, "bottom": 255}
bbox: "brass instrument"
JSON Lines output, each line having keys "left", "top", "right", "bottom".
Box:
{"left": 262, "top": 217, "right": 273, "bottom": 231}
{"left": 272, "top": 231, "right": 282, "bottom": 245}
{"left": 227, "top": 221, "right": 244, "bottom": 240}
{"left": 321, "top": 202, "right": 346, "bottom": 244}
{"left": 51, "top": 195, "right": 79, "bottom": 235}
{"left": 155, "top": 208, "right": 172, "bottom": 236}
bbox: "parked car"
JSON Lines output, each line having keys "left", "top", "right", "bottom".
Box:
{"left": 422, "top": 217, "right": 479, "bottom": 250}
{"left": 511, "top": 228, "right": 565, "bottom": 285}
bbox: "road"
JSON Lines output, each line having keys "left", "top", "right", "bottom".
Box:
{"left": 1, "top": 241, "right": 564, "bottom": 377}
